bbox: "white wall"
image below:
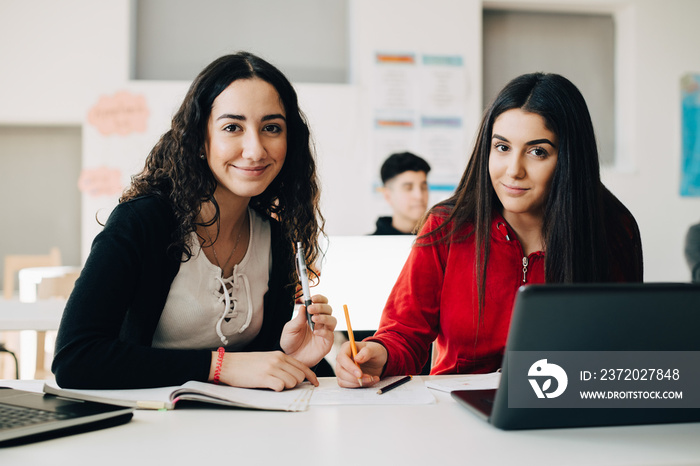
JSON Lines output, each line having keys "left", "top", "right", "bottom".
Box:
{"left": 0, "top": 1, "right": 130, "bottom": 125}
{"left": 598, "top": 0, "right": 700, "bottom": 282}
{"left": 2, "top": 0, "right": 699, "bottom": 281}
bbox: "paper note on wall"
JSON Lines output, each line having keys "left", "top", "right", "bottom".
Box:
{"left": 87, "top": 90, "right": 150, "bottom": 136}
{"left": 78, "top": 166, "right": 123, "bottom": 198}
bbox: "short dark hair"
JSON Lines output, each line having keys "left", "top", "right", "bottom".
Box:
{"left": 380, "top": 152, "right": 431, "bottom": 184}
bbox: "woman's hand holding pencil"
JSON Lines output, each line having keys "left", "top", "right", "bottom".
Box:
{"left": 335, "top": 305, "right": 386, "bottom": 388}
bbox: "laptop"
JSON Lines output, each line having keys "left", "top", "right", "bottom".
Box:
{"left": 452, "top": 283, "right": 700, "bottom": 430}
{"left": 0, "top": 386, "right": 133, "bottom": 446}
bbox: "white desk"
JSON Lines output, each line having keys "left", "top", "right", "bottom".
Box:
{"left": 2, "top": 377, "right": 699, "bottom": 465}
{"left": 0, "top": 298, "right": 65, "bottom": 331}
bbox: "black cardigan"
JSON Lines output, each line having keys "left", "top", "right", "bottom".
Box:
{"left": 52, "top": 195, "right": 295, "bottom": 389}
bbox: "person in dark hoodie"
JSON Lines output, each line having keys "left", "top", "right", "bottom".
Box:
{"left": 372, "top": 152, "right": 431, "bottom": 235}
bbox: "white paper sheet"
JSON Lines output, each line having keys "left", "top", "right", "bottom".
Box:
{"left": 423, "top": 372, "right": 501, "bottom": 392}
{"left": 310, "top": 376, "right": 435, "bottom": 405}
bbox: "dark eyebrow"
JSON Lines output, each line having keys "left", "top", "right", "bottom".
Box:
{"left": 526, "top": 138, "right": 556, "bottom": 147}
{"left": 262, "top": 114, "right": 286, "bottom": 122}
{"left": 215, "top": 113, "right": 286, "bottom": 122}
{"left": 216, "top": 113, "right": 244, "bottom": 121}
{"left": 492, "top": 134, "right": 556, "bottom": 147}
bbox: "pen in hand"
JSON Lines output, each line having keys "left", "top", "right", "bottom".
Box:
{"left": 343, "top": 304, "right": 363, "bottom": 387}
{"left": 295, "top": 242, "right": 314, "bottom": 330}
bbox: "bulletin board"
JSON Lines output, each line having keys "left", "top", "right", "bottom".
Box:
{"left": 370, "top": 52, "right": 469, "bottom": 191}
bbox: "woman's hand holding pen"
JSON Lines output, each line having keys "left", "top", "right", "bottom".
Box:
{"left": 280, "top": 294, "right": 337, "bottom": 368}
{"left": 335, "top": 341, "right": 386, "bottom": 388}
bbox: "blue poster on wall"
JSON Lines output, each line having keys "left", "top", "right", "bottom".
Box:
{"left": 681, "top": 74, "right": 700, "bottom": 196}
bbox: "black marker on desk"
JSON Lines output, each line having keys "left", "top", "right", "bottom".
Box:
{"left": 295, "top": 242, "right": 314, "bottom": 330}
{"left": 377, "top": 375, "right": 412, "bottom": 395}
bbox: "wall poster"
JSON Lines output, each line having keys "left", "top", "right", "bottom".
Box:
{"left": 371, "top": 52, "right": 468, "bottom": 193}
{"left": 681, "top": 74, "right": 700, "bottom": 196}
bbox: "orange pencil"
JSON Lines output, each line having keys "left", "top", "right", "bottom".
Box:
{"left": 343, "top": 305, "right": 362, "bottom": 386}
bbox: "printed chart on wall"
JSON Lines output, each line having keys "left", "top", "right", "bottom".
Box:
{"left": 371, "top": 52, "right": 469, "bottom": 193}
{"left": 681, "top": 74, "right": 700, "bottom": 196}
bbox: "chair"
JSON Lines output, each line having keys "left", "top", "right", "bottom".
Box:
{"left": 3, "top": 247, "right": 62, "bottom": 299}
{"left": 37, "top": 271, "right": 80, "bottom": 300}
{"left": 2, "top": 247, "right": 62, "bottom": 379}
{"left": 20, "top": 266, "right": 80, "bottom": 302}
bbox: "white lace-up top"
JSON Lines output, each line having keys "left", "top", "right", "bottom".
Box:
{"left": 152, "top": 208, "right": 272, "bottom": 350}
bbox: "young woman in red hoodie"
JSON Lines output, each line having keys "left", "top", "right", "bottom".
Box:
{"left": 336, "top": 72, "right": 643, "bottom": 387}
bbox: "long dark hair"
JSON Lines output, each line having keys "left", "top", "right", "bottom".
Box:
{"left": 423, "top": 72, "right": 643, "bottom": 311}
{"left": 121, "top": 52, "right": 324, "bottom": 284}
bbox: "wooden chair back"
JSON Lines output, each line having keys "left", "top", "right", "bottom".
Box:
{"left": 3, "top": 247, "right": 62, "bottom": 299}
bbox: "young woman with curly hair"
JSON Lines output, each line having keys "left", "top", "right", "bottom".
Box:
{"left": 53, "top": 52, "right": 336, "bottom": 390}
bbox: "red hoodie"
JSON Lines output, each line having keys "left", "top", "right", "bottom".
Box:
{"left": 367, "top": 210, "right": 545, "bottom": 376}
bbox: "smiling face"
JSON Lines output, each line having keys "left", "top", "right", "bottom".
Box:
{"left": 488, "top": 108, "right": 558, "bottom": 225}
{"left": 204, "top": 78, "right": 287, "bottom": 205}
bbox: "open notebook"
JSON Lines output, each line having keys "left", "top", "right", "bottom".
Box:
{"left": 44, "top": 380, "right": 313, "bottom": 412}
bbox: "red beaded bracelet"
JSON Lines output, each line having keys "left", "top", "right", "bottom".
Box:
{"left": 213, "top": 346, "right": 225, "bottom": 384}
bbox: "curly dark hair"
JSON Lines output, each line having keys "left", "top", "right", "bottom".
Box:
{"left": 121, "top": 52, "right": 324, "bottom": 285}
